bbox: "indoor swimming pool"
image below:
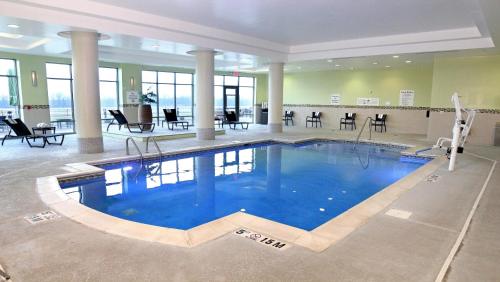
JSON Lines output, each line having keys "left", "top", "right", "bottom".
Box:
{"left": 60, "top": 141, "right": 429, "bottom": 231}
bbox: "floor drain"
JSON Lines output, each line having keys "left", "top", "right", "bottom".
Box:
{"left": 24, "top": 210, "right": 60, "bottom": 225}
{"left": 385, "top": 209, "right": 412, "bottom": 219}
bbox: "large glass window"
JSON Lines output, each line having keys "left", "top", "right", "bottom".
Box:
{"left": 214, "top": 75, "right": 255, "bottom": 122}
{"left": 0, "top": 59, "right": 20, "bottom": 121}
{"left": 141, "top": 71, "right": 194, "bottom": 124}
{"left": 47, "top": 63, "right": 120, "bottom": 132}
{"left": 99, "top": 67, "right": 119, "bottom": 120}
{"left": 46, "top": 63, "right": 74, "bottom": 132}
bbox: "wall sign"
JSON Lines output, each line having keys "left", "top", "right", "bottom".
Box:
{"left": 126, "top": 91, "right": 139, "bottom": 104}
{"left": 330, "top": 94, "right": 341, "bottom": 105}
{"left": 399, "top": 90, "right": 415, "bottom": 106}
{"left": 233, "top": 228, "right": 291, "bottom": 250}
{"left": 356, "top": 97, "right": 380, "bottom": 106}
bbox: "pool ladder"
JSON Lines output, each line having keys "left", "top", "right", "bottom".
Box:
{"left": 125, "top": 137, "right": 163, "bottom": 165}
{"left": 353, "top": 117, "right": 373, "bottom": 150}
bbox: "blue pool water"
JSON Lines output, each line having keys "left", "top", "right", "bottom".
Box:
{"left": 61, "top": 141, "right": 429, "bottom": 231}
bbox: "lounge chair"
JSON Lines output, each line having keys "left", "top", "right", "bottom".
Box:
{"left": 306, "top": 112, "right": 322, "bottom": 128}
{"left": 162, "top": 109, "right": 189, "bottom": 130}
{"left": 283, "top": 110, "right": 294, "bottom": 126}
{"left": 340, "top": 113, "right": 356, "bottom": 130}
{"left": 224, "top": 111, "right": 249, "bottom": 130}
{"left": 106, "top": 109, "right": 155, "bottom": 133}
{"left": 370, "top": 114, "right": 387, "bottom": 132}
{"left": 1, "top": 118, "right": 66, "bottom": 148}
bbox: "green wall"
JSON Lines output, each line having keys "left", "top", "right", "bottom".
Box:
{"left": 431, "top": 55, "right": 500, "bottom": 109}
{"left": 282, "top": 65, "right": 434, "bottom": 107}
{"left": 255, "top": 55, "right": 500, "bottom": 110}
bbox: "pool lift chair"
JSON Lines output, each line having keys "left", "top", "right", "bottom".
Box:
{"left": 416, "top": 93, "right": 476, "bottom": 171}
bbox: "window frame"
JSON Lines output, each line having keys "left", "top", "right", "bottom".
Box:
{"left": 0, "top": 58, "right": 20, "bottom": 118}
{"left": 141, "top": 70, "right": 195, "bottom": 125}
{"left": 46, "top": 62, "right": 76, "bottom": 133}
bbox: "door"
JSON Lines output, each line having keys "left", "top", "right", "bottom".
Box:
{"left": 223, "top": 86, "right": 239, "bottom": 118}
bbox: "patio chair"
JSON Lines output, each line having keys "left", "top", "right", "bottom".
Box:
{"left": 1, "top": 118, "right": 66, "bottom": 148}
{"left": 162, "top": 109, "right": 189, "bottom": 130}
{"left": 106, "top": 109, "right": 155, "bottom": 133}
{"left": 340, "top": 113, "right": 356, "bottom": 130}
{"left": 224, "top": 111, "right": 249, "bottom": 130}
{"left": 306, "top": 112, "right": 322, "bottom": 128}
{"left": 283, "top": 110, "right": 294, "bottom": 126}
{"left": 370, "top": 114, "right": 387, "bottom": 132}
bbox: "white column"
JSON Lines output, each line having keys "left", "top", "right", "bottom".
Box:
{"left": 70, "top": 31, "right": 103, "bottom": 153}
{"left": 268, "top": 62, "right": 284, "bottom": 133}
{"left": 192, "top": 50, "right": 215, "bottom": 140}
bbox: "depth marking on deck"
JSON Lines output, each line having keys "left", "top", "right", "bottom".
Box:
{"left": 24, "top": 210, "right": 60, "bottom": 225}
{"left": 385, "top": 209, "right": 412, "bottom": 219}
{"left": 233, "top": 228, "right": 291, "bottom": 251}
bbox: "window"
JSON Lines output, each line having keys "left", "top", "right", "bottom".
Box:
{"left": 0, "top": 59, "right": 20, "bottom": 119}
{"left": 214, "top": 75, "right": 255, "bottom": 122}
{"left": 46, "top": 64, "right": 121, "bottom": 132}
{"left": 99, "top": 67, "right": 119, "bottom": 120}
{"left": 46, "top": 63, "right": 74, "bottom": 132}
{"left": 141, "top": 71, "right": 194, "bottom": 124}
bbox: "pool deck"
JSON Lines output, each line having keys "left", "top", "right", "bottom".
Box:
{"left": 1, "top": 125, "right": 499, "bottom": 281}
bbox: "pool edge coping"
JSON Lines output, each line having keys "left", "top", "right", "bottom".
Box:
{"left": 36, "top": 136, "right": 443, "bottom": 252}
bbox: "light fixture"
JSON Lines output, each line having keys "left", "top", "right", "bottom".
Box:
{"left": 130, "top": 77, "right": 135, "bottom": 89}
{"left": 7, "top": 24, "right": 19, "bottom": 29}
{"left": 327, "top": 59, "right": 333, "bottom": 63}
{"left": 335, "top": 64, "right": 341, "bottom": 67}
{"left": 0, "top": 32, "right": 23, "bottom": 39}
{"left": 372, "top": 62, "right": 379, "bottom": 65}
{"left": 240, "top": 208, "right": 246, "bottom": 212}
{"left": 392, "top": 55, "right": 400, "bottom": 58}
{"left": 297, "top": 66, "right": 302, "bottom": 69}
{"left": 31, "top": 71, "right": 37, "bottom": 87}
{"left": 319, "top": 208, "right": 325, "bottom": 212}
{"left": 405, "top": 60, "right": 413, "bottom": 63}
{"left": 385, "top": 65, "right": 391, "bottom": 68}
{"left": 152, "top": 44, "right": 160, "bottom": 48}
{"left": 328, "top": 197, "right": 333, "bottom": 201}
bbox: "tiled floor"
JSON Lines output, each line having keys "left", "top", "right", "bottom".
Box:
{"left": 0, "top": 124, "right": 498, "bottom": 281}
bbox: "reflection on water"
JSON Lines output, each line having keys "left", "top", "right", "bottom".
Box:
{"left": 62, "top": 142, "right": 428, "bottom": 231}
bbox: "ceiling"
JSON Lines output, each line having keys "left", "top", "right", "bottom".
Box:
{"left": 0, "top": 0, "right": 499, "bottom": 73}
{"left": 91, "top": 0, "right": 479, "bottom": 45}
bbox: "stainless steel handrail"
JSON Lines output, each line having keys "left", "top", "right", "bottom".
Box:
{"left": 353, "top": 117, "right": 373, "bottom": 150}
{"left": 126, "top": 137, "right": 143, "bottom": 167}
{"left": 145, "top": 136, "right": 162, "bottom": 158}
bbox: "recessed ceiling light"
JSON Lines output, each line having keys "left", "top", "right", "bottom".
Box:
{"left": 405, "top": 60, "right": 413, "bottom": 63}
{"left": 0, "top": 32, "right": 23, "bottom": 39}
{"left": 7, "top": 24, "right": 19, "bottom": 29}
{"left": 327, "top": 59, "right": 333, "bottom": 63}
{"left": 297, "top": 66, "right": 302, "bottom": 69}
{"left": 372, "top": 62, "right": 378, "bottom": 65}
{"left": 335, "top": 64, "right": 341, "bottom": 67}
{"left": 152, "top": 44, "right": 160, "bottom": 48}
{"left": 385, "top": 65, "right": 391, "bottom": 68}
{"left": 393, "top": 55, "right": 400, "bottom": 58}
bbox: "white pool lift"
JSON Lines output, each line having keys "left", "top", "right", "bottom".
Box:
{"left": 423, "top": 93, "right": 476, "bottom": 171}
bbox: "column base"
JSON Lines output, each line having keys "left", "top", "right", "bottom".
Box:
{"left": 268, "top": 123, "right": 283, "bottom": 133}
{"left": 197, "top": 128, "right": 215, "bottom": 140}
{"left": 78, "top": 137, "right": 104, "bottom": 154}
